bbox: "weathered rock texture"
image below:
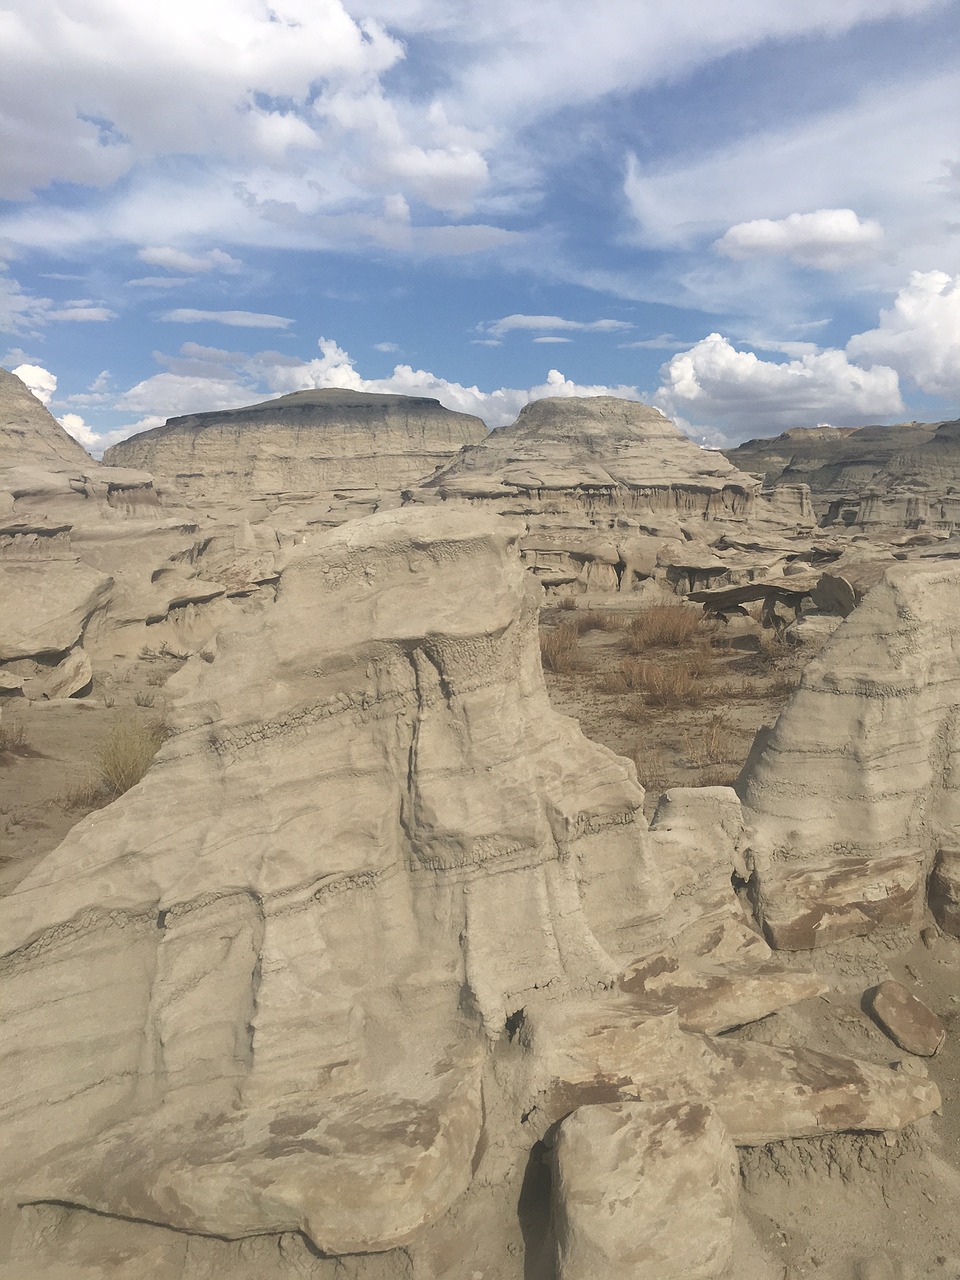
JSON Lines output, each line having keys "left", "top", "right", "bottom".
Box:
{"left": 411, "top": 396, "right": 814, "bottom": 595}
{"left": 0, "top": 367, "right": 91, "bottom": 469}
{"left": 103, "top": 389, "right": 488, "bottom": 499}
{"left": 551, "top": 1100, "right": 739, "bottom": 1280}
{"left": 0, "top": 507, "right": 941, "bottom": 1279}
{"left": 725, "top": 418, "right": 960, "bottom": 531}
{"left": 739, "top": 560, "right": 960, "bottom": 945}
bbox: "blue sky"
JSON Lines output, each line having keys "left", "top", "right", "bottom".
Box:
{"left": 1, "top": 0, "right": 959, "bottom": 453}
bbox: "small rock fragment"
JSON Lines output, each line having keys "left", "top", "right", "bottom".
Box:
{"left": 866, "top": 980, "right": 945, "bottom": 1057}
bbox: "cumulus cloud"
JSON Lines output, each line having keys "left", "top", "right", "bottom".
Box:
{"left": 160, "top": 308, "right": 294, "bottom": 329}
{"left": 846, "top": 269, "right": 960, "bottom": 399}
{"left": 12, "top": 362, "right": 56, "bottom": 404}
{"left": 137, "top": 246, "right": 243, "bottom": 274}
{"left": 482, "top": 314, "right": 633, "bottom": 338}
{"left": 715, "top": 209, "right": 883, "bottom": 270}
{"left": 655, "top": 332, "right": 903, "bottom": 435}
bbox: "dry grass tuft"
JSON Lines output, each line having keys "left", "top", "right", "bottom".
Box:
{"left": 0, "top": 719, "right": 27, "bottom": 758}
{"left": 67, "top": 716, "right": 166, "bottom": 810}
{"left": 540, "top": 622, "right": 582, "bottom": 674}
{"left": 627, "top": 604, "right": 704, "bottom": 652}
{"left": 630, "top": 745, "right": 668, "bottom": 795}
{"left": 616, "top": 655, "right": 715, "bottom": 707}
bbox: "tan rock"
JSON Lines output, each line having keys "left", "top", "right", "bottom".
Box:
{"left": 0, "top": 368, "right": 91, "bottom": 470}
{"left": 103, "top": 388, "right": 488, "bottom": 500}
{"left": 753, "top": 855, "right": 923, "bottom": 950}
{"left": 929, "top": 847, "right": 960, "bottom": 937}
{"left": 551, "top": 1100, "right": 739, "bottom": 1280}
{"left": 866, "top": 980, "right": 945, "bottom": 1056}
{"left": 21, "top": 648, "right": 92, "bottom": 700}
{"left": 0, "top": 560, "right": 113, "bottom": 660}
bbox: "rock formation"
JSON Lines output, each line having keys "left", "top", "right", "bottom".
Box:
{"left": 103, "top": 388, "right": 489, "bottom": 503}
{"left": 0, "top": 506, "right": 943, "bottom": 1279}
{"left": 410, "top": 396, "right": 815, "bottom": 596}
{"left": 0, "top": 367, "right": 91, "bottom": 470}
{"left": 739, "top": 559, "right": 960, "bottom": 948}
{"left": 725, "top": 418, "right": 960, "bottom": 532}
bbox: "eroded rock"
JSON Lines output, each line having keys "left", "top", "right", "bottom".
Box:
{"left": 551, "top": 1100, "right": 739, "bottom": 1280}
{"left": 866, "top": 980, "right": 945, "bottom": 1057}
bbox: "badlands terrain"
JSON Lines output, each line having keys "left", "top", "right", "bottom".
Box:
{"left": 3, "top": 367, "right": 960, "bottom": 1278}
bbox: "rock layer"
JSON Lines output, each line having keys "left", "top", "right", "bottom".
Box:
{"left": 103, "top": 388, "right": 488, "bottom": 499}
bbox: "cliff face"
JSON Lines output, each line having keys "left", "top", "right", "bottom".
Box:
{"left": 0, "top": 368, "right": 92, "bottom": 470}
{"left": 410, "top": 396, "right": 814, "bottom": 595}
{"left": 724, "top": 419, "right": 960, "bottom": 530}
{"left": 103, "top": 388, "right": 489, "bottom": 498}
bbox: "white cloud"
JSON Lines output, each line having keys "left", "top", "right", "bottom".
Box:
{"left": 12, "top": 362, "right": 56, "bottom": 404}
{"left": 137, "top": 246, "right": 242, "bottom": 273}
{"left": 715, "top": 209, "right": 883, "bottom": 270}
{"left": 127, "top": 276, "right": 195, "bottom": 288}
{"left": 846, "top": 269, "right": 960, "bottom": 399}
{"left": 532, "top": 336, "right": 572, "bottom": 343}
{"left": 483, "top": 314, "right": 632, "bottom": 338}
{"left": 373, "top": 341, "right": 400, "bottom": 352}
{"left": 47, "top": 305, "right": 118, "bottom": 322}
{"left": 655, "top": 332, "right": 903, "bottom": 434}
{"left": 160, "top": 308, "right": 294, "bottom": 329}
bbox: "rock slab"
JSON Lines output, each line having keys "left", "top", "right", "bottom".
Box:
{"left": 551, "top": 1100, "right": 738, "bottom": 1280}
{"left": 866, "top": 980, "right": 945, "bottom": 1057}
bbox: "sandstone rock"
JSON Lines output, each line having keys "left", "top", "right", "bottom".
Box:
{"left": 551, "top": 1100, "right": 739, "bottom": 1280}
{"left": 21, "top": 648, "right": 93, "bottom": 700}
{"left": 103, "top": 389, "right": 488, "bottom": 499}
{"left": 929, "top": 847, "right": 960, "bottom": 937}
{"left": 739, "top": 562, "right": 960, "bottom": 926}
{"left": 866, "top": 980, "right": 945, "bottom": 1056}
{"left": 524, "top": 993, "right": 940, "bottom": 1145}
{"left": 0, "top": 560, "right": 113, "bottom": 660}
{"left": 0, "top": 508, "right": 654, "bottom": 1251}
{"left": 753, "top": 855, "right": 923, "bottom": 950}
{"left": 0, "top": 368, "right": 91, "bottom": 470}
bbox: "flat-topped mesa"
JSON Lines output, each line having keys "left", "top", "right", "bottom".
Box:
{"left": 422, "top": 396, "right": 760, "bottom": 517}
{"left": 102, "top": 387, "right": 489, "bottom": 499}
{"left": 409, "top": 396, "right": 815, "bottom": 595}
{"left": 0, "top": 367, "right": 92, "bottom": 470}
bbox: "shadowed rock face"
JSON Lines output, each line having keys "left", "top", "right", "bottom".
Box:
{"left": 103, "top": 388, "right": 489, "bottom": 497}
{"left": 0, "top": 368, "right": 91, "bottom": 469}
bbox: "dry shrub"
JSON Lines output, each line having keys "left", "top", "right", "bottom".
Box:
{"left": 540, "top": 622, "right": 581, "bottom": 674}
{"left": 557, "top": 595, "right": 577, "bottom": 611}
{"left": 700, "top": 766, "right": 740, "bottom": 788}
{"left": 627, "top": 604, "right": 704, "bottom": 652}
{"left": 0, "top": 719, "right": 26, "bottom": 755}
{"left": 683, "top": 712, "right": 738, "bottom": 769}
{"left": 68, "top": 716, "right": 166, "bottom": 810}
{"left": 618, "top": 656, "right": 714, "bottom": 707}
{"left": 631, "top": 745, "right": 669, "bottom": 795}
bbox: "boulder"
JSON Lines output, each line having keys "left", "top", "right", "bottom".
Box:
{"left": 551, "top": 1100, "right": 738, "bottom": 1280}
{"left": 21, "top": 648, "right": 93, "bottom": 700}
{"left": 865, "top": 980, "right": 945, "bottom": 1057}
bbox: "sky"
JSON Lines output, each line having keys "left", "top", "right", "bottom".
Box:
{"left": 1, "top": 0, "right": 959, "bottom": 455}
